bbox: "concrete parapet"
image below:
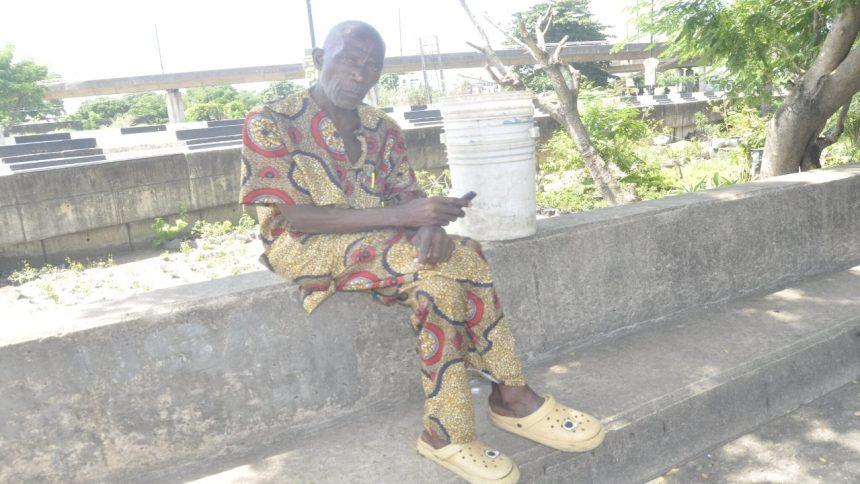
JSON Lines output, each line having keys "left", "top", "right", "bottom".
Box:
{"left": 0, "top": 147, "right": 244, "bottom": 268}
{"left": 0, "top": 166, "right": 858, "bottom": 481}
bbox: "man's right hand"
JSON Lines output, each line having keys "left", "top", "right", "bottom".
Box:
{"left": 396, "top": 196, "right": 470, "bottom": 227}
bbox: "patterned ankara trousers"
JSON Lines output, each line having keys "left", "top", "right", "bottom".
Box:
{"left": 357, "top": 235, "right": 527, "bottom": 444}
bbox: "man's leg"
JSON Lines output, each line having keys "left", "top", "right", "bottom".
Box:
{"left": 401, "top": 274, "right": 478, "bottom": 446}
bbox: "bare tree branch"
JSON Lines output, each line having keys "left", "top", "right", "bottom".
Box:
{"left": 549, "top": 35, "right": 570, "bottom": 65}
{"left": 480, "top": 12, "right": 527, "bottom": 49}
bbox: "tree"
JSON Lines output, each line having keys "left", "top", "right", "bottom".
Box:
{"left": 0, "top": 44, "right": 62, "bottom": 127}
{"left": 510, "top": 1, "right": 612, "bottom": 91}
{"left": 126, "top": 93, "right": 168, "bottom": 125}
{"left": 460, "top": 0, "right": 638, "bottom": 205}
{"left": 638, "top": 0, "right": 860, "bottom": 176}
{"left": 72, "top": 97, "right": 131, "bottom": 129}
{"left": 260, "top": 80, "right": 301, "bottom": 103}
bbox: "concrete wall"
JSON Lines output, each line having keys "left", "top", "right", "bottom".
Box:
{"left": 1, "top": 165, "right": 858, "bottom": 482}
{"left": 0, "top": 148, "right": 243, "bottom": 269}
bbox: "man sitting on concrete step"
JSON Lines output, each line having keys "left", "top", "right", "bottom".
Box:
{"left": 238, "top": 20, "right": 604, "bottom": 483}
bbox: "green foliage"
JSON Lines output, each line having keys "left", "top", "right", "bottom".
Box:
{"left": 621, "top": 162, "right": 678, "bottom": 200}
{"left": 541, "top": 100, "right": 654, "bottom": 173}
{"left": 184, "top": 83, "right": 297, "bottom": 121}
{"left": 191, "top": 219, "right": 235, "bottom": 240}
{"left": 151, "top": 206, "right": 189, "bottom": 247}
{"left": 378, "top": 73, "right": 400, "bottom": 91}
{"left": 538, "top": 97, "right": 669, "bottom": 208}
{"left": 635, "top": 0, "right": 859, "bottom": 107}
{"left": 657, "top": 72, "right": 681, "bottom": 88}
{"left": 510, "top": 0, "right": 611, "bottom": 91}
{"left": 126, "top": 93, "right": 168, "bottom": 125}
{"left": 65, "top": 257, "right": 84, "bottom": 272}
{"left": 73, "top": 97, "right": 130, "bottom": 129}
{"left": 723, "top": 104, "right": 767, "bottom": 152}
{"left": 260, "top": 80, "right": 301, "bottom": 103}
{"left": 416, "top": 169, "right": 451, "bottom": 197}
{"left": 72, "top": 93, "right": 168, "bottom": 129}
{"left": 237, "top": 211, "right": 256, "bottom": 231}
{"left": 0, "top": 44, "right": 61, "bottom": 125}
{"left": 536, "top": 182, "right": 603, "bottom": 212}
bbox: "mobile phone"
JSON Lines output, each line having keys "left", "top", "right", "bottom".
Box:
{"left": 461, "top": 191, "right": 477, "bottom": 201}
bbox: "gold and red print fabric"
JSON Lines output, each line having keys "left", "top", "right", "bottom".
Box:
{"left": 238, "top": 89, "right": 527, "bottom": 443}
{"left": 239, "top": 89, "right": 424, "bottom": 312}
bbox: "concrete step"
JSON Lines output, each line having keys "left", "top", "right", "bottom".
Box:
{"left": 139, "top": 266, "right": 860, "bottom": 484}
{"left": 650, "top": 381, "right": 860, "bottom": 483}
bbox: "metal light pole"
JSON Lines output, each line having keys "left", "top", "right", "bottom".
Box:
{"left": 306, "top": 0, "right": 317, "bottom": 48}
{"left": 154, "top": 25, "right": 165, "bottom": 74}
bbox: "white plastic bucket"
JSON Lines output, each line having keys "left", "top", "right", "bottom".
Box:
{"left": 440, "top": 91, "right": 537, "bottom": 240}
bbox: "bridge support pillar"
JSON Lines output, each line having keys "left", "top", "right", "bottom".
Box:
{"left": 165, "top": 89, "right": 185, "bottom": 123}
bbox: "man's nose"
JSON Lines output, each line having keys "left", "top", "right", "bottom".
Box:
{"left": 350, "top": 68, "right": 366, "bottom": 84}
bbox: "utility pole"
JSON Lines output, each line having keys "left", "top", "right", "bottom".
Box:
{"left": 154, "top": 25, "right": 165, "bottom": 74}
{"left": 398, "top": 8, "right": 403, "bottom": 57}
{"left": 306, "top": 0, "right": 317, "bottom": 48}
{"left": 434, "top": 35, "right": 446, "bottom": 95}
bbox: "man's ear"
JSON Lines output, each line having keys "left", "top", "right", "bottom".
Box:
{"left": 312, "top": 48, "right": 325, "bottom": 70}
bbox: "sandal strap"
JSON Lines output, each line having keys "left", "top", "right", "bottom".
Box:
{"left": 494, "top": 395, "right": 555, "bottom": 429}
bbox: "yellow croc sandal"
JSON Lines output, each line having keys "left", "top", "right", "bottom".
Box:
{"left": 489, "top": 395, "right": 605, "bottom": 453}
{"left": 416, "top": 438, "right": 520, "bottom": 484}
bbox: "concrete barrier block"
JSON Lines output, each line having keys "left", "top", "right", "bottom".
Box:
{"left": 194, "top": 204, "right": 246, "bottom": 224}
{"left": 11, "top": 164, "right": 114, "bottom": 202}
{"left": 186, "top": 147, "right": 240, "bottom": 179}
{"left": 19, "top": 192, "right": 120, "bottom": 242}
{"left": 41, "top": 225, "right": 130, "bottom": 263}
{"left": 189, "top": 174, "right": 239, "bottom": 210}
{"left": 102, "top": 154, "right": 189, "bottom": 190}
{"left": 0, "top": 206, "right": 24, "bottom": 246}
{"left": 115, "top": 181, "right": 192, "bottom": 224}
{"left": 0, "top": 239, "right": 43, "bottom": 270}
{"left": 0, "top": 175, "right": 19, "bottom": 207}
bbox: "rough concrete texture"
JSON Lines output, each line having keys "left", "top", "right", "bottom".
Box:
{"left": 651, "top": 381, "right": 860, "bottom": 484}
{"left": 146, "top": 267, "right": 860, "bottom": 484}
{"left": 0, "top": 147, "right": 242, "bottom": 269}
{"left": 1, "top": 166, "right": 859, "bottom": 482}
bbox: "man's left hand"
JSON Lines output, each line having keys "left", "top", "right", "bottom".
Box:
{"left": 412, "top": 226, "right": 455, "bottom": 266}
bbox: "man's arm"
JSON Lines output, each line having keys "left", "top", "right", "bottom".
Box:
{"left": 275, "top": 196, "right": 469, "bottom": 234}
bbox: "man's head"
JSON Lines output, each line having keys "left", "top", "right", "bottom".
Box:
{"left": 313, "top": 21, "right": 385, "bottom": 110}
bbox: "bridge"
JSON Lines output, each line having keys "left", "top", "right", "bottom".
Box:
{"left": 43, "top": 42, "right": 695, "bottom": 122}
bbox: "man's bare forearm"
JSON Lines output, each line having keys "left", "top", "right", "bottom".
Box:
{"left": 275, "top": 203, "right": 407, "bottom": 234}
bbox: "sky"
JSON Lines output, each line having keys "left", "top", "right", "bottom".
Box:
{"left": 2, "top": 0, "right": 640, "bottom": 81}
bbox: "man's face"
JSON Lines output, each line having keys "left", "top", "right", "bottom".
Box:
{"left": 315, "top": 32, "right": 384, "bottom": 109}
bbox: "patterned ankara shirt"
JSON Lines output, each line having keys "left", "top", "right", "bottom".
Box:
{"left": 239, "top": 89, "right": 424, "bottom": 313}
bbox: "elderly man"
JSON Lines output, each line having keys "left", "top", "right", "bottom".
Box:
{"left": 239, "top": 20, "right": 604, "bottom": 483}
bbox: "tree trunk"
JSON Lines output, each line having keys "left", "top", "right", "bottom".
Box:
{"left": 459, "top": 0, "right": 638, "bottom": 205}
{"left": 762, "top": 5, "right": 860, "bottom": 177}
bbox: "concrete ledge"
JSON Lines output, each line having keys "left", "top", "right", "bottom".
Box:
{"left": 1, "top": 166, "right": 859, "bottom": 481}
{"left": 159, "top": 267, "right": 860, "bottom": 484}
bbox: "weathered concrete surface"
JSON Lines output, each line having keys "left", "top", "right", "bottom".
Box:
{"left": 0, "top": 148, "right": 242, "bottom": 269}
{"left": 649, "top": 379, "right": 860, "bottom": 484}
{"left": 0, "top": 166, "right": 859, "bottom": 482}
{"left": 651, "top": 381, "right": 860, "bottom": 484}
{"left": 145, "top": 267, "right": 860, "bottom": 483}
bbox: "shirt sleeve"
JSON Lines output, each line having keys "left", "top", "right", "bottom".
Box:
{"left": 379, "top": 127, "right": 425, "bottom": 205}
{"left": 239, "top": 108, "right": 313, "bottom": 207}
